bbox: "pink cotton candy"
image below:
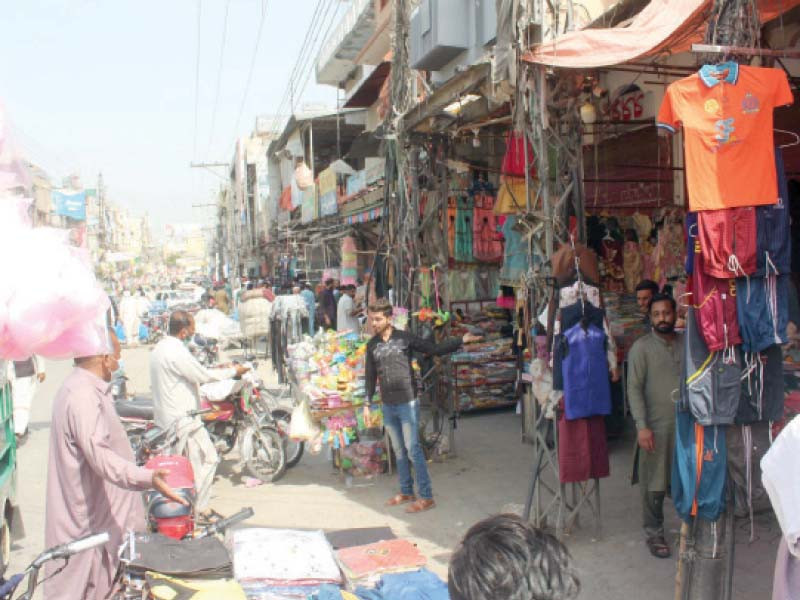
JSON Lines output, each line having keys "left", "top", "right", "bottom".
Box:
{"left": 0, "top": 195, "right": 111, "bottom": 360}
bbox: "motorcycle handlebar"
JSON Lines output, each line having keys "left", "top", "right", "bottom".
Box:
{"left": 197, "top": 507, "right": 254, "bottom": 539}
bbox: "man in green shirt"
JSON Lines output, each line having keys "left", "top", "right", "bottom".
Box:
{"left": 627, "top": 293, "right": 683, "bottom": 559}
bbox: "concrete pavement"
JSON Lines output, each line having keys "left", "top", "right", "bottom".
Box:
{"left": 7, "top": 344, "right": 782, "bottom": 599}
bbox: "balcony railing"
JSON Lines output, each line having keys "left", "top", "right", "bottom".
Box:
{"left": 316, "top": 0, "right": 376, "bottom": 86}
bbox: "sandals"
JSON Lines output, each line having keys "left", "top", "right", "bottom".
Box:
{"left": 386, "top": 494, "right": 416, "bottom": 506}
{"left": 646, "top": 535, "right": 671, "bottom": 559}
{"left": 405, "top": 499, "right": 436, "bottom": 513}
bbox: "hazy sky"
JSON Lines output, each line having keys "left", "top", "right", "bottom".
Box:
{"left": 1, "top": 0, "right": 342, "bottom": 234}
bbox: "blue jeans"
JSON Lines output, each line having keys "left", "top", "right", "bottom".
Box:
{"left": 383, "top": 400, "right": 432, "bottom": 500}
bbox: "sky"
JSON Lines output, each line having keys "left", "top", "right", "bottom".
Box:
{"left": 0, "top": 0, "right": 343, "bottom": 235}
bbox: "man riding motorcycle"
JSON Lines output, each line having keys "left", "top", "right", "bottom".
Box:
{"left": 149, "top": 311, "right": 248, "bottom": 513}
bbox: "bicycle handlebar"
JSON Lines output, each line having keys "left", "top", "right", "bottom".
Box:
{"left": 32, "top": 532, "right": 110, "bottom": 567}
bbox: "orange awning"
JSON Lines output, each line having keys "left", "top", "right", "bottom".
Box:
{"left": 522, "top": 0, "right": 800, "bottom": 68}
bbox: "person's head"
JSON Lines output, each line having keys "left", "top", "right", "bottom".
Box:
{"left": 649, "top": 293, "right": 677, "bottom": 335}
{"left": 169, "top": 310, "right": 193, "bottom": 340}
{"left": 368, "top": 298, "right": 394, "bottom": 335}
{"left": 292, "top": 285, "right": 301, "bottom": 294}
{"left": 345, "top": 284, "right": 356, "bottom": 298}
{"left": 448, "top": 514, "right": 580, "bottom": 600}
{"left": 74, "top": 329, "right": 121, "bottom": 383}
{"left": 635, "top": 280, "right": 660, "bottom": 315}
{"left": 325, "top": 278, "right": 334, "bottom": 289}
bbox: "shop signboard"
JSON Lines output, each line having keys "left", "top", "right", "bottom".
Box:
{"left": 52, "top": 190, "right": 86, "bottom": 220}
{"left": 318, "top": 167, "right": 338, "bottom": 216}
{"left": 608, "top": 84, "right": 655, "bottom": 122}
{"left": 346, "top": 170, "right": 367, "bottom": 196}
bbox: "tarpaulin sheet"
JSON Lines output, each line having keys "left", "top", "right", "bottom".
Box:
{"left": 523, "top": 0, "right": 800, "bottom": 68}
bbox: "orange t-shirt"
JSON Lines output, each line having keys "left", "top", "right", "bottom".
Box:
{"left": 656, "top": 63, "right": 793, "bottom": 212}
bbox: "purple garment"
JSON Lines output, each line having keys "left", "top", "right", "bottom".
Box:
{"left": 45, "top": 367, "right": 153, "bottom": 600}
{"left": 562, "top": 322, "right": 611, "bottom": 420}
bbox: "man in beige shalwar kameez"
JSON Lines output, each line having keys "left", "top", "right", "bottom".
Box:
{"left": 44, "top": 331, "right": 184, "bottom": 600}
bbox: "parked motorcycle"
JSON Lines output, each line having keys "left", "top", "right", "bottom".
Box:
{"left": 187, "top": 333, "right": 219, "bottom": 367}
{"left": 0, "top": 532, "right": 109, "bottom": 599}
{"left": 115, "top": 507, "right": 254, "bottom": 599}
{"left": 200, "top": 373, "right": 286, "bottom": 483}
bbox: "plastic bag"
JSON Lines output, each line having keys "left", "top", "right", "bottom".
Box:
{"left": 289, "top": 399, "right": 318, "bottom": 441}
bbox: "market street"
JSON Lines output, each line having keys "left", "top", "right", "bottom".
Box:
{"left": 8, "top": 345, "right": 782, "bottom": 599}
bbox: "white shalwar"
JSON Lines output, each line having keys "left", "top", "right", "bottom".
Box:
{"left": 7, "top": 356, "right": 45, "bottom": 435}
{"left": 119, "top": 293, "right": 140, "bottom": 345}
{"left": 149, "top": 336, "right": 236, "bottom": 510}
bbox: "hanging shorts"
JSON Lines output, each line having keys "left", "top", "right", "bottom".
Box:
{"left": 735, "top": 274, "right": 789, "bottom": 354}
{"left": 672, "top": 409, "right": 727, "bottom": 523}
{"left": 696, "top": 207, "right": 757, "bottom": 279}
{"left": 737, "top": 344, "right": 785, "bottom": 424}
{"left": 754, "top": 148, "right": 791, "bottom": 276}
{"left": 691, "top": 254, "right": 741, "bottom": 352}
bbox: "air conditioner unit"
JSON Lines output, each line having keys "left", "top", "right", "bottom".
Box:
{"left": 410, "top": 0, "right": 469, "bottom": 71}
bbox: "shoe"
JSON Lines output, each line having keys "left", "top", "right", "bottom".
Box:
{"left": 386, "top": 494, "right": 416, "bottom": 506}
{"left": 405, "top": 498, "right": 436, "bottom": 513}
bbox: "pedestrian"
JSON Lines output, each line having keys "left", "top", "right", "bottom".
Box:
{"left": 135, "top": 288, "right": 150, "bottom": 342}
{"left": 118, "top": 290, "right": 140, "bottom": 346}
{"left": 448, "top": 514, "right": 580, "bottom": 600}
{"left": 319, "top": 278, "right": 337, "bottom": 330}
{"left": 150, "top": 311, "right": 249, "bottom": 512}
{"left": 337, "top": 284, "right": 361, "bottom": 335}
{"left": 6, "top": 355, "right": 45, "bottom": 443}
{"left": 300, "top": 282, "right": 316, "bottom": 335}
{"left": 214, "top": 283, "right": 230, "bottom": 315}
{"left": 626, "top": 292, "right": 683, "bottom": 559}
{"left": 45, "top": 330, "right": 186, "bottom": 600}
{"left": 365, "top": 298, "right": 481, "bottom": 513}
{"left": 635, "top": 279, "right": 660, "bottom": 326}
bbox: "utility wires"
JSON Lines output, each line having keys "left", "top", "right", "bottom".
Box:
{"left": 231, "top": 0, "right": 270, "bottom": 141}
{"left": 207, "top": 0, "right": 232, "bottom": 157}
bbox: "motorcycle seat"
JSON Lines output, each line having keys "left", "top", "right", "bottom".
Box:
{"left": 116, "top": 396, "right": 155, "bottom": 420}
{"left": 124, "top": 533, "right": 232, "bottom": 576}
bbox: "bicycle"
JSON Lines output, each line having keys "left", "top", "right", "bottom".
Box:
{"left": 0, "top": 532, "right": 110, "bottom": 600}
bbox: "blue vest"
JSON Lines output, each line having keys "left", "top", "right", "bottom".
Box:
{"left": 562, "top": 322, "right": 611, "bottom": 420}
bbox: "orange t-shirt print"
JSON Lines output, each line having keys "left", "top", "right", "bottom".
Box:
{"left": 656, "top": 63, "right": 794, "bottom": 212}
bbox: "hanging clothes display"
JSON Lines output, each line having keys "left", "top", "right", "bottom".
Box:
{"left": 737, "top": 344, "right": 785, "bottom": 425}
{"left": 679, "top": 307, "right": 741, "bottom": 426}
{"left": 474, "top": 268, "right": 499, "bottom": 300}
{"left": 454, "top": 196, "right": 474, "bottom": 262}
{"left": 735, "top": 274, "right": 789, "bottom": 354}
{"left": 754, "top": 147, "right": 792, "bottom": 276}
{"left": 558, "top": 321, "right": 612, "bottom": 420}
{"left": 551, "top": 242, "right": 601, "bottom": 287}
{"left": 447, "top": 201, "right": 457, "bottom": 258}
{"left": 499, "top": 216, "right": 528, "bottom": 283}
{"left": 558, "top": 414, "right": 610, "bottom": 484}
{"left": 696, "top": 207, "right": 757, "bottom": 279}
{"left": 690, "top": 253, "right": 741, "bottom": 352}
{"left": 656, "top": 63, "right": 794, "bottom": 211}
{"left": 472, "top": 194, "right": 503, "bottom": 261}
{"left": 672, "top": 409, "right": 727, "bottom": 523}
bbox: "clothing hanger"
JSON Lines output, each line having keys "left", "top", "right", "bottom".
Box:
{"left": 775, "top": 129, "right": 800, "bottom": 149}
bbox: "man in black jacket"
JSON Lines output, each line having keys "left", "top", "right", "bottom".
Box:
{"left": 366, "top": 298, "right": 481, "bottom": 513}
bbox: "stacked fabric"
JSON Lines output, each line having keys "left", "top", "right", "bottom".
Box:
{"left": 335, "top": 539, "right": 426, "bottom": 587}
{"left": 229, "top": 528, "right": 342, "bottom": 599}
{"left": 656, "top": 62, "right": 794, "bottom": 523}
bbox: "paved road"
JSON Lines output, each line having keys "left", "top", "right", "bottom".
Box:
{"left": 7, "top": 344, "right": 782, "bottom": 599}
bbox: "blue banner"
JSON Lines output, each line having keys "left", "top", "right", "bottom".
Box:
{"left": 52, "top": 190, "right": 86, "bottom": 220}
